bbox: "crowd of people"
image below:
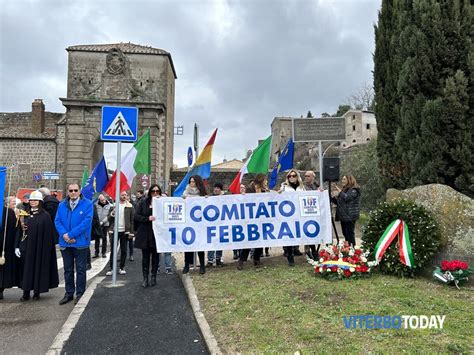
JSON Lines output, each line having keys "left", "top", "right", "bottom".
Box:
{"left": 0, "top": 170, "right": 360, "bottom": 300}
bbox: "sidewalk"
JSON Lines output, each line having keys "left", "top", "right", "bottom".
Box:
{"left": 61, "top": 252, "right": 208, "bottom": 354}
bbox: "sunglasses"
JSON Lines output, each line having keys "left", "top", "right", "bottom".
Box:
{"left": 151, "top": 189, "right": 160, "bottom": 193}
{"left": 288, "top": 174, "right": 297, "bottom": 178}
{"left": 69, "top": 189, "right": 79, "bottom": 192}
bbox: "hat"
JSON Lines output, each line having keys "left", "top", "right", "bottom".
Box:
{"left": 24, "top": 193, "right": 30, "bottom": 199}
{"left": 29, "top": 190, "right": 43, "bottom": 201}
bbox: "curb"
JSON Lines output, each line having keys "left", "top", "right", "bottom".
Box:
{"left": 46, "top": 276, "right": 105, "bottom": 355}
{"left": 180, "top": 272, "right": 223, "bottom": 355}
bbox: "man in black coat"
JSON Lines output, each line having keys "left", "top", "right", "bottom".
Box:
{"left": 0, "top": 208, "right": 20, "bottom": 299}
{"left": 39, "top": 187, "right": 60, "bottom": 244}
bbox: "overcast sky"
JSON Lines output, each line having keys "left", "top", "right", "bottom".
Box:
{"left": 0, "top": 0, "right": 380, "bottom": 168}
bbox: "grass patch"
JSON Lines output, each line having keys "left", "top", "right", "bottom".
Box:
{"left": 191, "top": 256, "right": 474, "bottom": 354}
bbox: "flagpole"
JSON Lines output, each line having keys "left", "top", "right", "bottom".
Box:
{"left": 112, "top": 142, "right": 122, "bottom": 286}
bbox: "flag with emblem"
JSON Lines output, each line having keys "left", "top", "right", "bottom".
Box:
{"left": 269, "top": 138, "right": 294, "bottom": 189}
{"left": 82, "top": 156, "right": 109, "bottom": 200}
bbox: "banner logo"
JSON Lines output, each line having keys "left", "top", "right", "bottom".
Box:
{"left": 164, "top": 202, "right": 186, "bottom": 223}
{"left": 299, "top": 196, "right": 320, "bottom": 216}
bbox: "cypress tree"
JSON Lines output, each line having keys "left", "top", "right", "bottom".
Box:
{"left": 374, "top": 0, "right": 473, "bottom": 196}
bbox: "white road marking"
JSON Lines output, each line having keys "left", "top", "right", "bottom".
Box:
{"left": 46, "top": 276, "right": 105, "bottom": 355}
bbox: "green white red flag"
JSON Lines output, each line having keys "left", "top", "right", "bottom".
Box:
{"left": 374, "top": 219, "right": 414, "bottom": 268}
{"left": 228, "top": 135, "right": 272, "bottom": 194}
{"left": 103, "top": 130, "right": 151, "bottom": 199}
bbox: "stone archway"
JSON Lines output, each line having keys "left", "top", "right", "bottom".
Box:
{"left": 58, "top": 43, "right": 176, "bottom": 192}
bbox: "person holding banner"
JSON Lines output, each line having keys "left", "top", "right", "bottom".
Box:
{"left": 237, "top": 173, "right": 268, "bottom": 270}
{"left": 279, "top": 169, "right": 305, "bottom": 266}
{"left": 182, "top": 175, "right": 208, "bottom": 275}
{"left": 134, "top": 184, "right": 163, "bottom": 288}
{"left": 331, "top": 175, "right": 360, "bottom": 246}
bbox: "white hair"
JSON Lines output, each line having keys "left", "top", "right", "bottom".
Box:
{"left": 39, "top": 187, "right": 51, "bottom": 196}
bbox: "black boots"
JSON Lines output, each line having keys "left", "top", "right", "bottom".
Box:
{"left": 142, "top": 273, "right": 149, "bottom": 288}
{"left": 288, "top": 255, "right": 295, "bottom": 267}
{"left": 149, "top": 274, "right": 157, "bottom": 287}
{"left": 199, "top": 265, "right": 206, "bottom": 275}
{"left": 182, "top": 263, "right": 190, "bottom": 274}
{"left": 20, "top": 291, "right": 30, "bottom": 302}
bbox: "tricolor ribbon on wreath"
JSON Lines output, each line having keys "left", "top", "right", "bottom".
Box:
{"left": 374, "top": 219, "right": 414, "bottom": 268}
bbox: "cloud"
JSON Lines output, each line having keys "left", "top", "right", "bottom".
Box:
{"left": 0, "top": 0, "right": 380, "bottom": 168}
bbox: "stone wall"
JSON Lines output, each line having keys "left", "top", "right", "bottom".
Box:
{"left": 0, "top": 139, "right": 58, "bottom": 193}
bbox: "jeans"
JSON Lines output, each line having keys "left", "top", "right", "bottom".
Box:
{"left": 61, "top": 247, "right": 88, "bottom": 297}
{"left": 341, "top": 221, "right": 356, "bottom": 246}
{"left": 207, "top": 250, "right": 223, "bottom": 262}
{"left": 163, "top": 253, "right": 172, "bottom": 270}
{"left": 128, "top": 238, "right": 134, "bottom": 257}
{"left": 109, "top": 232, "right": 127, "bottom": 270}
{"left": 95, "top": 225, "right": 108, "bottom": 255}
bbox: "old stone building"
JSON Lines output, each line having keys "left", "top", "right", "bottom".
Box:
{"left": 270, "top": 110, "right": 378, "bottom": 170}
{"left": 0, "top": 43, "right": 176, "bottom": 195}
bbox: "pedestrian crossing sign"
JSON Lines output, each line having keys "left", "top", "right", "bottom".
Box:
{"left": 101, "top": 106, "right": 138, "bottom": 142}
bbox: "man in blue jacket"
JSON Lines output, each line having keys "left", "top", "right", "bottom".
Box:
{"left": 55, "top": 182, "right": 93, "bottom": 305}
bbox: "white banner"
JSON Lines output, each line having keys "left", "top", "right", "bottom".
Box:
{"left": 152, "top": 191, "right": 332, "bottom": 252}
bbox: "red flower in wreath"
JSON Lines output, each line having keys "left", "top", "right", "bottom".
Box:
{"left": 344, "top": 269, "right": 352, "bottom": 277}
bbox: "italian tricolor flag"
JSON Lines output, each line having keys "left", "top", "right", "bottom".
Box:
{"left": 228, "top": 135, "right": 272, "bottom": 194}
{"left": 104, "top": 130, "right": 151, "bottom": 199}
{"left": 374, "top": 219, "right": 414, "bottom": 268}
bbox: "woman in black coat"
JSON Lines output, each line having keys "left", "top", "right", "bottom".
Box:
{"left": 0, "top": 207, "right": 21, "bottom": 300}
{"left": 14, "top": 191, "right": 59, "bottom": 301}
{"left": 134, "top": 184, "right": 162, "bottom": 288}
{"left": 332, "top": 175, "right": 361, "bottom": 246}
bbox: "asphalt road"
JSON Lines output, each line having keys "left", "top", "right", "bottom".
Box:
{"left": 61, "top": 251, "right": 208, "bottom": 354}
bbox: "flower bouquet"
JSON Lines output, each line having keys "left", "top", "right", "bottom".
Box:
{"left": 433, "top": 260, "right": 473, "bottom": 289}
{"left": 308, "top": 241, "right": 374, "bottom": 280}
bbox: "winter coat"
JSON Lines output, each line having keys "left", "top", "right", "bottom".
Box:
{"left": 43, "top": 195, "right": 59, "bottom": 244}
{"left": 134, "top": 199, "right": 156, "bottom": 250}
{"left": 91, "top": 207, "right": 103, "bottom": 241}
{"left": 333, "top": 187, "right": 360, "bottom": 222}
{"left": 96, "top": 201, "right": 111, "bottom": 227}
{"left": 109, "top": 201, "right": 134, "bottom": 234}
{"left": 182, "top": 185, "right": 204, "bottom": 198}
{"left": 280, "top": 183, "right": 305, "bottom": 192}
{"left": 55, "top": 196, "right": 94, "bottom": 248}
{"left": 15, "top": 209, "right": 59, "bottom": 293}
{"left": 0, "top": 208, "right": 21, "bottom": 289}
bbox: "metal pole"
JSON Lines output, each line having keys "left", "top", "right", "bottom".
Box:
{"left": 193, "top": 124, "right": 199, "bottom": 269}
{"left": 318, "top": 141, "right": 323, "bottom": 187}
{"left": 112, "top": 141, "right": 122, "bottom": 285}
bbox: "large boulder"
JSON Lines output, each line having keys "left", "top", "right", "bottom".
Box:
{"left": 386, "top": 184, "right": 473, "bottom": 265}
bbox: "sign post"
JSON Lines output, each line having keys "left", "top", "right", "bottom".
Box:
{"left": 292, "top": 117, "right": 346, "bottom": 187}
{"left": 101, "top": 106, "right": 138, "bottom": 285}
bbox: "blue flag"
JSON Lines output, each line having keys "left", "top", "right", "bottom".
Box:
{"left": 82, "top": 157, "right": 109, "bottom": 200}
{"left": 269, "top": 138, "right": 294, "bottom": 189}
{"left": 0, "top": 167, "right": 6, "bottom": 231}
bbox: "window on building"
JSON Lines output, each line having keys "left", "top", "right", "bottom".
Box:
{"left": 366, "top": 138, "right": 371, "bottom": 141}
{"left": 352, "top": 139, "right": 356, "bottom": 143}
{"left": 352, "top": 125, "right": 356, "bottom": 131}
{"left": 352, "top": 115, "right": 356, "bottom": 120}
{"left": 366, "top": 124, "right": 370, "bottom": 129}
